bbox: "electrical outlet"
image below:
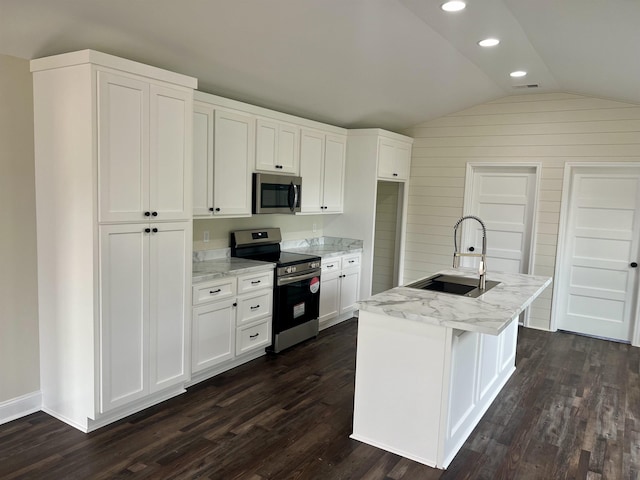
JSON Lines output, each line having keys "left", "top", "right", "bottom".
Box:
{"left": 203, "top": 231, "right": 210, "bottom": 242}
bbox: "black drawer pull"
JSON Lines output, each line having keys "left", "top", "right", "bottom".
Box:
{"left": 144, "top": 228, "right": 151, "bottom": 233}
{"left": 393, "top": 173, "right": 398, "bottom": 177}
{"left": 249, "top": 333, "right": 260, "bottom": 339}
{"left": 251, "top": 280, "right": 261, "bottom": 285}
{"left": 250, "top": 305, "right": 260, "bottom": 310}
{"left": 209, "top": 289, "right": 221, "bottom": 294}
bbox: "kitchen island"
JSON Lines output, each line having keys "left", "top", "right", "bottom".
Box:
{"left": 351, "top": 268, "right": 552, "bottom": 469}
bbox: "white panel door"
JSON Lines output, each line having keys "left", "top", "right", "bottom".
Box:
{"left": 149, "top": 85, "right": 191, "bottom": 221}
{"left": 277, "top": 123, "right": 299, "bottom": 174}
{"left": 98, "top": 71, "right": 149, "bottom": 223}
{"left": 300, "top": 129, "right": 325, "bottom": 213}
{"left": 213, "top": 110, "right": 254, "bottom": 216}
{"left": 192, "top": 105, "right": 214, "bottom": 216}
{"left": 148, "top": 222, "right": 189, "bottom": 392}
{"left": 99, "top": 224, "right": 148, "bottom": 412}
{"left": 339, "top": 268, "right": 360, "bottom": 315}
{"left": 319, "top": 271, "right": 340, "bottom": 322}
{"left": 322, "top": 135, "right": 346, "bottom": 213}
{"left": 255, "top": 119, "right": 278, "bottom": 172}
{"left": 557, "top": 167, "right": 640, "bottom": 342}
{"left": 463, "top": 167, "right": 537, "bottom": 275}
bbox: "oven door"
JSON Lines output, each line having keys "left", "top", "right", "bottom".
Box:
{"left": 274, "top": 270, "right": 321, "bottom": 333}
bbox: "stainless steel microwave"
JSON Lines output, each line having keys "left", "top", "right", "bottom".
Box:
{"left": 252, "top": 173, "right": 302, "bottom": 214}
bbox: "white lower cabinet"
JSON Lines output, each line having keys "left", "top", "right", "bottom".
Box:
{"left": 99, "top": 222, "right": 190, "bottom": 413}
{"left": 443, "top": 320, "right": 518, "bottom": 465}
{"left": 319, "top": 253, "right": 361, "bottom": 329}
{"left": 191, "top": 269, "right": 274, "bottom": 382}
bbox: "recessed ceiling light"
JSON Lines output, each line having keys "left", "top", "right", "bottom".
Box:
{"left": 478, "top": 38, "right": 500, "bottom": 47}
{"left": 510, "top": 70, "right": 527, "bottom": 78}
{"left": 441, "top": 1, "right": 466, "bottom": 12}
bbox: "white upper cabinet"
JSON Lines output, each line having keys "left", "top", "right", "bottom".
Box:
{"left": 213, "top": 109, "right": 254, "bottom": 217}
{"left": 299, "top": 130, "right": 346, "bottom": 214}
{"left": 255, "top": 118, "right": 299, "bottom": 175}
{"left": 98, "top": 71, "right": 191, "bottom": 223}
{"left": 192, "top": 100, "right": 254, "bottom": 218}
{"left": 377, "top": 137, "right": 412, "bottom": 181}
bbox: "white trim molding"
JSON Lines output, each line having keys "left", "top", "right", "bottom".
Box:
{"left": 0, "top": 391, "right": 42, "bottom": 426}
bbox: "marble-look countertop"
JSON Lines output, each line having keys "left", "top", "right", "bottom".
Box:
{"left": 357, "top": 268, "right": 552, "bottom": 335}
{"left": 192, "top": 257, "right": 275, "bottom": 284}
{"left": 282, "top": 236, "right": 363, "bottom": 259}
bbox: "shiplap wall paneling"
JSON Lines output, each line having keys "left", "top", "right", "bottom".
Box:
{"left": 403, "top": 93, "right": 640, "bottom": 331}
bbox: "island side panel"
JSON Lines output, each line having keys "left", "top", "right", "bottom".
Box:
{"left": 351, "top": 310, "right": 449, "bottom": 468}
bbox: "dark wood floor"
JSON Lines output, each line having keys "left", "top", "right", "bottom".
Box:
{"left": 1, "top": 318, "right": 640, "bottom": 479}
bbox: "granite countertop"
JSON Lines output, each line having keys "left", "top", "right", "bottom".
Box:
{"left": 357, "top": 268, "right": 552, "bottom": 335}
{"left": 192, "top": 257, "right": 275, "bottom": 284}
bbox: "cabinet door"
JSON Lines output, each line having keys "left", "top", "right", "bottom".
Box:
{"left": 447, "top": 330, "right": 479, "bottom": 442}
{"left": 149, "top": 85, "right": 192, "bottom": 221}
{"left": 319, "top": 270, "right": 340, "bottom": 322}
{"left": 99, "top": 224, "right": 149, "bottom": 412}
{"left": 192, "top": 104, "right": 214, "bottom": 216}
{"left": 148, "top": 222, "right": 190, "bottom": 393}
{"left": 192, "top": 299, "right": 236, "bottom": 372}
{"left": 322, "top": 135, "right": 346, "bottom": 213}
{"left": 299, "top": 129, "right": 325, "bottom": 213}
{"left": 378, "top": 139, "right": 410, "bottom": 181}
{"left": 255, "top": 119, "right": 278, "bottom": 172}
{"left": 213, "top": 109, "right": 254, "bottom": 216}
{"left": 339, "top": 268, "right": 360, "bottom": 315}
{"left": 277, "top": 123, "right": 299, "bottom": 174}
{"left": 98, "top": 71, "right": 150, "bottom": 223}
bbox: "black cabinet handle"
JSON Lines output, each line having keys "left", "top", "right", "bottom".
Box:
{"left": 209, "top": 289, "right": 221, "bottom": 295}
{"left": 393, "top": 173, "right": 398, "bottom": 177}
{"left": 233, "top": 302, "right": 237, "bottom": 307}
{"left": 209, "top": 207, "right": 214, "bottom": 212}
{"left": 275, "top": 165, "right": 283, "bottom": 169}
{"left": 250, "top": 305, "right": 260, "bottom": 310}
{"left": 144, "top": 211, "right": 151, "bottom": 217}
{"left": 215, "top": 208, "right": 221, "bottom": 212}
{"left": 631, "top": 262, "right": 638, "bottom": 268}
{"left": 249, "top": 333, "right": 260, "bottom": 339}
{"left": 251, "top": 280, "right": 261, "bottom": 285}
{"left": 468, "top": 247, "right": 475, "bottom": 252}
{"left": 152, "top": 211, "right": 158, "bottom": 217}
{"left": 144, "top": 228, "right": 151, "bottom": 233}
{"left": 152, "top": 228, "right": 158, "bottom": 233}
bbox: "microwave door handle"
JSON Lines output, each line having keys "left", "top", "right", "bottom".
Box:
{"left": 289, "top": 182, "right": 299, "bottom": 212}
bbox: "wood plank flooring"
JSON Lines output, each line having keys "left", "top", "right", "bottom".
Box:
{"left": 1, "top": 319, "right": 640, "bottom": 479}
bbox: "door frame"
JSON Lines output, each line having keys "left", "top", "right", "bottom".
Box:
{"left": 551, "top": 162, "right": 640, "bottom": 346}
{"left": 463, "top": 162, "right": 542, "bottom": 328}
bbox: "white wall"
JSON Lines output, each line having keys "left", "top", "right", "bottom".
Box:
{"left": 403, "top": 92, "right": 640, "bottom": 330}
{"left": 0, "top": 54, "right": 40, "bottom": 402}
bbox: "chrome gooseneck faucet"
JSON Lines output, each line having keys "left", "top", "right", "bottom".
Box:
{"left": 453, "top": 215, "right": 487, "bottom": 290}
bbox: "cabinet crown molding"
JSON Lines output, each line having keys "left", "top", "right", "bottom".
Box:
{"left": 30, "top": 49, "right": 197, "bottom": 89}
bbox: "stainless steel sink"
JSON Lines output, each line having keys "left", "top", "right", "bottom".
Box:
{"left": 405, "top": 274, "right": 500, "bottom": 298}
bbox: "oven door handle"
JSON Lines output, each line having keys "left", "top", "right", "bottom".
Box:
{"left": 277, "top": 270, "right": 320, "bottom": 286}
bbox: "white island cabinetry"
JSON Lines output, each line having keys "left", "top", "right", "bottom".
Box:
{"left": 351, "top": 269, "right": 552, "bottom": 469}
{"left": 31, "top": 50, "right": 196, "bottom": 432}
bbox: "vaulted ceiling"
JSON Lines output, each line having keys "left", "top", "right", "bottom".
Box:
{"left": 1, "top": 0, "right": 638, "bottom": 132}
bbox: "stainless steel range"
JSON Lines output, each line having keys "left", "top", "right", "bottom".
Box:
{"left": 231, "top": 228, "right": 321, "bottom": 353}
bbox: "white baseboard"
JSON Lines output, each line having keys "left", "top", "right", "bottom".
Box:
{"left": 0, "top": 391, "right": 42, "bottom": 426}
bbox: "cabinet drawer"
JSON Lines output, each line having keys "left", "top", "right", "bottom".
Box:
{"left": 237, "top": 270, "right": 273, "bottom": 294}
{"left": 322, "top": 257, "right": 342, "bottom": 273}
{"left": 342, "top": 254, "right": 361, "bottom": 270}
{"left": 237, "top": 320, "right": 271, "bottom": 355}
{"left": 237, "top": 290, "right": 273, "bottom": 326}
{"left": 193, "top": 278, "right": 236, "bottom": 305}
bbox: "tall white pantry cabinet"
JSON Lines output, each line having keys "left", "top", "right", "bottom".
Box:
{"left": 31, "top": 50, "right": 197, "bottom": 432}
